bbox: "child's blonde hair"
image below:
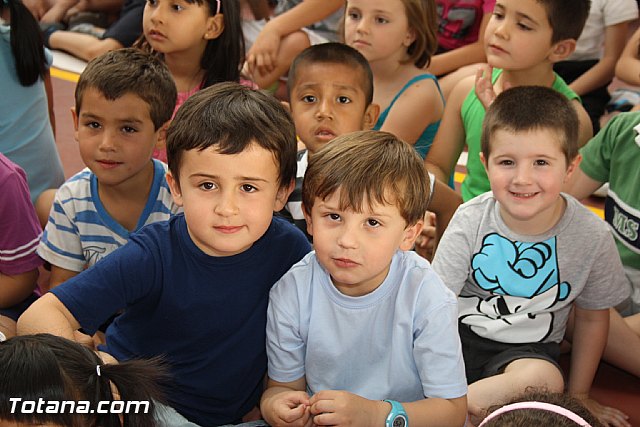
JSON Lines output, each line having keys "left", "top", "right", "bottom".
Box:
{"left": 302, "top": 130, "right": 430, "bottom": 225}
{"left": 401, "top": 0, "right": 438, "bottom": 68}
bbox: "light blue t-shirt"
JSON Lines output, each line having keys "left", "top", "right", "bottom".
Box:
{"left": 0, "top": 25, "right": 64, "bottom": 202}
{"left": 267, "top": 250, "right": 467, "bottom": 401}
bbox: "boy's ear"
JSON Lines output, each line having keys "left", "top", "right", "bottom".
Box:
{"left": 302, "top": 205, "right": 314, "bottom": 236}
{"left": 548, "top": 38, "right": 576, "bottom": 63}
{"left": 363, "top": 103, "right": 381, "bottom": 130}
{"left": 274, "top": 179, "right": 295, "bottom": 212}
{"left": 156, "top": 120, "right": 171, "bottom": 150}
{"left": 70, "top": 107, "right": 79, "bottom": 140}
{"left": 281, "top": 101, "right": 291, "bottom": 113}
{"left": 399, "top": 220, "right": 424, "bottom": 251}
{"left": 204, "top": 13, "right": 224, "bottom": 40}
{"left": 563, "top": 153, "right": 581, "bottom": 183}
{"left": 166, "top": 172, "right": 184, "bottom": 207}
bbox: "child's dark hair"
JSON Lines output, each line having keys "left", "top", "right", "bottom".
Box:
{"left": 166, "top": 82, "right": 297, "bottom": 190}
{"left": 536, "top": 0, "right": 590, "bottom": 43}
{"left": 0, "top": 334, "right": 168, "bottom": 427}
{"left": 481, "top": 86, "right": 579, "bottom": 164}
{"left": 400, "top": 0, "right": 439, "bottom": 68}
{"left": 1, "top": 0, "right": 47, "bottom": 86}
{"left": 135, "top": 0, "right": 244, "bottom": 88}
{"left": 75, "top": 48, "right": 177, "bottom": 131}
{"left": 287, "top": 43, "right": 374, "bottom": 105}
{"left": 302, "top": 130, "right": 430, "bottom": 226}
{"left": 480, "top": 389, "right": 604, "bottom": 426}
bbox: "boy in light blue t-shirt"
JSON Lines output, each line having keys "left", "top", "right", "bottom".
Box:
{"left": 262, "top": 131, "right": 467, "bottom": 427}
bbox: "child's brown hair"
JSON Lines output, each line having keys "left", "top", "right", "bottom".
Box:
{"left": 302, "top": 130, "right": 430, "bottom": 225}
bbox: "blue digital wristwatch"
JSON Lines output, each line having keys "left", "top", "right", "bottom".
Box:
{"left": 384, "top": 399, "right": 408, "bottom": 427}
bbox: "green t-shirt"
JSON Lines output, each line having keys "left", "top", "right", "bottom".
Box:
{"left": 579, "top": 112, "right": 640, "bottom": 270}
{"left": 459, "top": 68, "right": 580, "bottom": 202}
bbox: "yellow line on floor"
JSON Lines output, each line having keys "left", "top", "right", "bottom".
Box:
{"left": 51, "top": 67, "right": 80, "bottom": 83}
{"left": 453, "top": 172, "right": 604, "bottom": 219}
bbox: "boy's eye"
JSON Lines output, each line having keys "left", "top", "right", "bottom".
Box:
{"left": 241, "top": 184, "right": 257, "bottom": 193}
{"left": 85, "top": 121, "right": 101, "bottom": 129}
{"left": 327, "top": 213, "right": 341, "bottom": 221}
{"left": 302, "top": 95, "right": 317, "bottom": 103}
{"left": 492, "top": 11, "right": 504, "bottom": 20}
{"left": 337, "top": 96, "right": 351, "bottom": 104}
{"left": 534, "top": 159, "right": 548, "bottom": 166}
{"left": 122, "top": 126, "right": 137, "bottom": 133}
{"left": 199, "top": 182, "right": 216, "bottom": 191}
{"left": 517, "top": 22, "right": 532, "bottom": 31}
{"left": 146, "top": 0, "right": 157, "bottom": 6}
{"left": 498, "top": 159, "right": 514, "bottom": 166}
{"left": 347, "top": 10, "right": 361, "bottom": 20}
{"left": 366, "top": 219, "right": 380, "bottom": 227}
{"left": 375, "top": 16, "right": 389, "bottom": 24}
{"left": 172, "top": 3, "right": 184, "bottom": 11}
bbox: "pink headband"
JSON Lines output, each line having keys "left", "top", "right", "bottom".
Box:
{"left": 215, "top": 0, "right": 220, "bottom": 14}
{"left": 478, "top": 401, "right": 592, "bottom": 426}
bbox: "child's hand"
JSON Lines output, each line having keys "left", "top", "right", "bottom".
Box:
{"left": 269, "top": 391, "right": 312, "bottom": 427}
{"left": 415, "top": 212, "right": 436, "bottom": 261}
{"left": 308, "top": 390, "right": 387, "bottom": 426}
{"left": 475, "top": 64, "right": 497, "bottom": 110}
{"left": 579, "top": 397, "right": 630, "bottom": 427}
{"left": 246, "top": 25, "right": 282, "bottom": 78}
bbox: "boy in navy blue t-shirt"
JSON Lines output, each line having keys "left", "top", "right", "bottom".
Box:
{"left": 18, "top": 82, "right": 312, "bottom": 426}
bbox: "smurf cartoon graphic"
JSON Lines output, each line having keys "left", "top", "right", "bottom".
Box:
{"left": 459, "top": 233, "right": 571, "bottom": 343}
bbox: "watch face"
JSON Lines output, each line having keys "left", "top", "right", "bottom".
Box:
{"left": 393, "top": 415, "right": 407, "bottom": 427}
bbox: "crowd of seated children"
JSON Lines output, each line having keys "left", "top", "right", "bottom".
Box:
{"left": 553, "top": 0, "right": 638, "bottom": 134}
{"left": 0, "top": 0, "right": 64, "bottom": 225}
{"left": 434, "top": 86, "right": 632, "bottom": 427}
{"left": 37, "top": 48, "right": 180, "bottom": 292}
{"left": 18, "top": 82, "right": 311, "bottom": 427}
{"left": 262, "top": 131, "right": 467, "bottom": 427}
{"left": 425, "top": 0, "right": 594, "bottom": 203}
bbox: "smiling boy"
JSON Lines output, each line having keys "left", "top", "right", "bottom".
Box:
{"left": 433, "top": 86, "right": 629, "bottom": 425}
{"left": 262, "top": 131, "right": 467, "bottom": 427}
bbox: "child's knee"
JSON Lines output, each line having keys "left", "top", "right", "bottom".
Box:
{"left": 505, "top": 358, "right": 564, "bottom": 391}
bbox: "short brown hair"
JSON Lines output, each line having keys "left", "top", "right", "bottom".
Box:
{"left": 75, "top": 48, "right": 176, "bottom": 130}
{"left": 302, "top": 130, "right": 430, "bottom": 225}
{"left": 401, "top": 0, "right": 439, "bottom": 68}
{"left": 481, "top": 86, "right": 579, "bottom": 164}
{"left": 166, "top": 82, "right": 297, "bottom": 190}
{"left": 536, "top": 0, "right": 590, "bottom": 43}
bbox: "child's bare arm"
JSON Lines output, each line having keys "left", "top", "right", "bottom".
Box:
{"left": 568, "top": 23, "right": 630, "bottom": 96}
{"left": 309, "top": 391, "right": 467, "bottom": 427}
{"left": 571, "top": 99, "right": 594, "bottom": 147}
{"left": 261, "top": 376, "right": 311, "bottom": 427}
{"left": 430, "top": 179, "right": 462, "bottom": 248}
{"left": 46, "top": 265, "right": 79, "bottom": 291}
{"left": 427, "top": 12, "right": 491, "bottom": 76}
{"left": 615, "top": 27, "right": 640, "bottom": 86}
{"left": 380, "top": 78, "right": 444, "bottom": 146}
{"left": 424, "top": 76, "right": 474, "bottom": 183}
{"left": 0, "top": 270, "right": 38, "bottom": 308}
{"left": 563, "top": 165, "right": 604, "bottom": 201}
{"left": 16, "top": 293, "right": 80, "bottom": 341}
{"left": 570, "top": 306, "right": 630, "bottom": 427}
{"left": 245, "top": 0, "right": 343, "bottom": 75}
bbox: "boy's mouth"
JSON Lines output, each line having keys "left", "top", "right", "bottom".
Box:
{"left": 510, "top": 191, "right": 538, "bottom": 198}
{"left": 315, "top": 129, "right": 336, "bottom": 140}
{"left": 147, "top": 29, "right": 166, "bottom": 40}
{"left": 96, "top": 159, "right": 122, "bottom": 169}
{"left": 333, "top": 257, "right": 359, "bottom": 268}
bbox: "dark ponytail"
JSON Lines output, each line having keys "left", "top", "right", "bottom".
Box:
{"left": 2, "top": 0, "right": 47, "bottom": 86}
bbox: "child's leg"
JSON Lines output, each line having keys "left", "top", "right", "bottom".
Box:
{"left": 601, "top": 308, "right": 640, "bottom": 377}
{"left": 467, "top": 358, "right": 564, "bottom": 421}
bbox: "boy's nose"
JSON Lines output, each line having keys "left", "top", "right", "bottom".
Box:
{"left": 315, "top": 100, "right": 333, "bottom": 120}
{"left": 513, "top": 165, "right": 533, "bottom": 184}
{"left": 214, "top": 192, "right": 239, "bottom": 217}
{"left": 493, "top": 20, "right": 509, "bottom": 39}
{"left": 337, "top": 224, "right": 359, "bottom": 249}
{"left": 356, "top": 17, "right": 370, "bottom": 34}
{"left": 98, "top": 132, "right": 117, "bottom": 151}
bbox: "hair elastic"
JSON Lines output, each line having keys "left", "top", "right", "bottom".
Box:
{"left": 96, "top": 365, "right": 102, "bottom": 377}
{"left": 478, "top": 401, "right": 592, "bottom": 426}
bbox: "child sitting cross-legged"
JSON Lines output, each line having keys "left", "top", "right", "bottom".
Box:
{"left": 433, "top": 86, "right": 630, "bottom": 426}
{"left": 261, "top": 131, "right": 468, "bottom": 427}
